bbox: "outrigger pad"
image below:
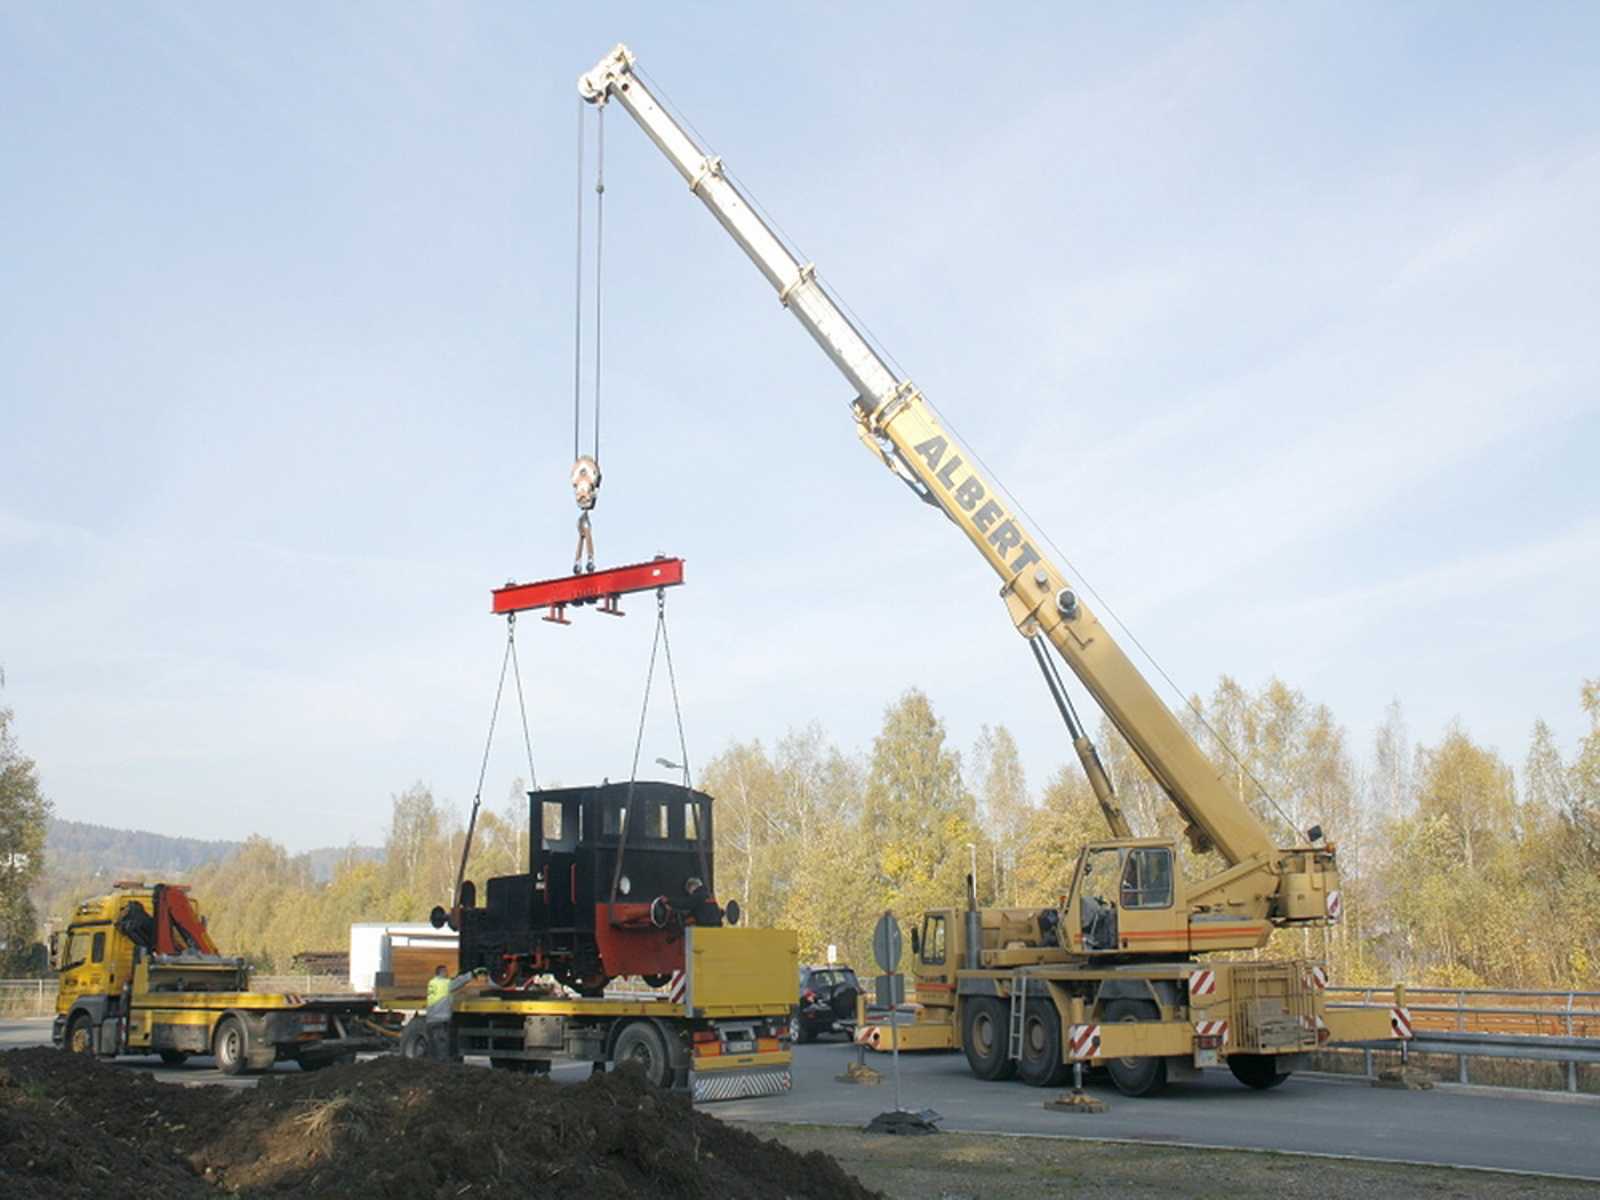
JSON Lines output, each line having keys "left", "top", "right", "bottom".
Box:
{"left": 863, "top": 1109, "right": 942, "bottom": 1136}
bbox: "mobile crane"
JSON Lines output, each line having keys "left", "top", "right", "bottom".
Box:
{"left": 577, "top": 44, "right": 1410, "bottom": 1095}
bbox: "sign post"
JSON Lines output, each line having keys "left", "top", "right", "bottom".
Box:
{"left": 872, "top": 911, "right": 904, "bottom": 1113}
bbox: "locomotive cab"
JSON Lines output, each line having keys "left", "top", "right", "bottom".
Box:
{"left": 449, "top": 781, "right": 733, "bottom": 994}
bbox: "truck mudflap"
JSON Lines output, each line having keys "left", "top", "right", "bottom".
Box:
{"left": 691, "top": 1056, "right": 793, "bottom": 1103}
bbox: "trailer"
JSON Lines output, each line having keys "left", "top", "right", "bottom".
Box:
{"left": 400, "top": 926, "right": 796, "bottom": 1102}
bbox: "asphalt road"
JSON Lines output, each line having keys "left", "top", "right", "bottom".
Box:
{"left": 6, "top": 1018, "right": 1596, "bottom": 1179}
{"left": 715, "top": 1036, "right": 1600, "bottom": 1181}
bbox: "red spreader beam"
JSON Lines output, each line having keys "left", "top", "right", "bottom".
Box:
{"left": 492, "top": 556, "right": 685, "bottom": 624}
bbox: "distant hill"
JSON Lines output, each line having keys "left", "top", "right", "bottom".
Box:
{"left": 47, "top": 818, "right": 243, "bottom": 878}
{"left": 45, "top": 819, "right": 381, "bottom": 884}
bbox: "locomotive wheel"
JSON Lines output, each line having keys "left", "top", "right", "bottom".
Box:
{"left": 643, "top": 973, "right": 672, "bottom": 988}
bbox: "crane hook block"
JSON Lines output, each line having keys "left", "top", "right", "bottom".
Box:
{"left": 492, "top": 556, "right": 685, "bottom": 625}
{"left": 572, "top": 456, "right": 601, "bottom": 511}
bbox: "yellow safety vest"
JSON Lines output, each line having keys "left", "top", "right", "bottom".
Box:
{"left": 425, "top": 975, "right": 451, "bottom": 1007}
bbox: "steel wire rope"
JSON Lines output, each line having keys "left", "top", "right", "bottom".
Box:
{"left": 572, "top": 99, "right": 585, "bottom": 464}
{"left": 592, "top": 104, "right": 605, "bottom": 464}
{"left": 508, "top": 627, "right": 539, "bottom": 793}
{"left": 455, "top": 616, "right": 517, "bottom": 906}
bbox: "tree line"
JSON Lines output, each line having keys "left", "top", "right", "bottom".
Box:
{"left": 8, "top": 675, "right": 1600, "bottom": 990}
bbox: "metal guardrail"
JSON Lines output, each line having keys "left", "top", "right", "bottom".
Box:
{"left": 1329, "top": 985, "right": 1600, "bottom": 1092}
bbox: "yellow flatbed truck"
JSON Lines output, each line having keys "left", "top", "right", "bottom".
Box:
{"left": 52, "top": 882, "right": 400, "bottom": 1074}
{"left": 399, "top": 926, "right": 797, "bottom": 1102}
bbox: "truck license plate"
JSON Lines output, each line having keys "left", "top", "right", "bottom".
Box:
{"left": 724, "top": 1039, "right": 755, "bottom": 1054}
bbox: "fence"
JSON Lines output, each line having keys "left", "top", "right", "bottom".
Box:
{"left": 1328, "top": 985, "right": 1600, "bottom": 1092}
{"left": 0, "top": 979, "right": 55, "bottom": 1017}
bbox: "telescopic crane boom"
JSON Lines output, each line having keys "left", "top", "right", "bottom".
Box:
{"left": 579, "top": 44, "right": 1337, "bottom": 941}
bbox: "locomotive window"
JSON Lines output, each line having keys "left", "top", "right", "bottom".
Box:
{"left": 542, "top": 801, "right": 564, "bottom": 843}
{"left": 602, "top": 801, "right": 628, "bottom": 837}
{"left": 684, "top": 801, "right": 700, "bottom": 841}
{"left": 645, "top": 801, "right": 669, "bottom": 839}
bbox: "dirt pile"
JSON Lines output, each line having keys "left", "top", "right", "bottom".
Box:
{"left": 0, "top": 1049, "right": 880, "bottom": 1199}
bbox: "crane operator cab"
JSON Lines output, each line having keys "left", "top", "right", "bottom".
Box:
{"left": 1065, "top": 840, "right": 1181, "bottom": 956}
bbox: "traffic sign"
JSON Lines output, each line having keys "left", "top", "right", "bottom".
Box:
{"left": 872, "top": 912, "right": 902, "bottom": 973}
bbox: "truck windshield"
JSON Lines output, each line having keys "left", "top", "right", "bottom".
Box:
{"left": 62, "top": 929, "right": 94, "bottom": 970}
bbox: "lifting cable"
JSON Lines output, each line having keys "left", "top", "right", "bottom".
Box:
{"left": 570, "top": 102, "right": 607, "bottom": 573}
{"left": 607, "top": 589, "right": 705, "bottom": 918}
{"left": 453, "top": 614, "right": 540, "bottom": 908}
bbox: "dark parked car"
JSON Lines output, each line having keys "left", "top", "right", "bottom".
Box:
{"left": 792, "top": 965, "right": 860, "bottom": 1043}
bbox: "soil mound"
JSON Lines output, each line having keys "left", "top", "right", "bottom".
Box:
{"left": 0, "top": 1048, "right": 879, "bottom": 1199}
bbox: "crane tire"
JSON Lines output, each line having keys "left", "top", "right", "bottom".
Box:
{"left": 1102, "top": 999, "right": 1168, "bottom": 1097}
{"left": 961, "top": 997, "right": 1017, "bottom": 1082}
{"left": 1016, "top": 998, "right": 1069, "bottom": 1088}
{"left": 1228, "top": 1054, "right": 1290, "bottom": 1090}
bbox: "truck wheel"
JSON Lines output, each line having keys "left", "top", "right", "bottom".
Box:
{"left": 66, "top": 1013, "right": 97, "bottom": 1057}
{"left": 1017, "top": 999, "right": 1069, "bottom": 1088}
{"left": 1228, "top": 1054, "right": 1290, "bottom": 1090}
{"left": 961, "top": 997, "right": 1017, "bottom": 1082}
{"left": 612, "top": 1021, "right": 671, "bottom": 1089}
{"left": 398, "top": 1018, "right": 428, "bottom": 1059}
{"left": 790, "top": 1013, "right": 815, "bottom": 1044}
{"left": 158, "top": 1050, "right": 190, "bottom": 1067}
{"left": 214, "top": 1016, "right": 248, "bottom": 1077}
{"left": 1102, "top": 999, "right": 1167, "bottom": 1097}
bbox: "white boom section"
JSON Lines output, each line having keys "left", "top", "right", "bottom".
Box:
{"left": 578, "top": 43, "right": 1282, "bottom": 869}
{"left": 579, "top": 45, "right": 902, "bottom": 418}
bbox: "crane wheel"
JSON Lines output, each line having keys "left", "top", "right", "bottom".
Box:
{"left": 1228, "top": 1054, "right": 1290, "bottom": 1090}
{"left": 612, "top": 1021, "right": 671, "bottom": 1089}
{"left": 213, "top": 1015, "right": 249, "bottom": 1077}
{"left": 1016, "top": 998, "right": 1069, "bottom": 1088}
{"left": 961, "top": 997, "right": 1017, "bottom": 1082}
{"left": 1102, "top": 999, "right": 1168, "bottom": 1096}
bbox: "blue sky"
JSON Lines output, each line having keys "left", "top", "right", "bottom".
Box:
{"left": 3, "top": 3, "right": 1596, "bottom": 848}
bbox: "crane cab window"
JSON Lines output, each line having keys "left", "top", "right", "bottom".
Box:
{"left": 1119, "top": 847, "right": 1174, "bottom": 910}
{"left": 919, "top": 915, "right": 946, "bottom": 965}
